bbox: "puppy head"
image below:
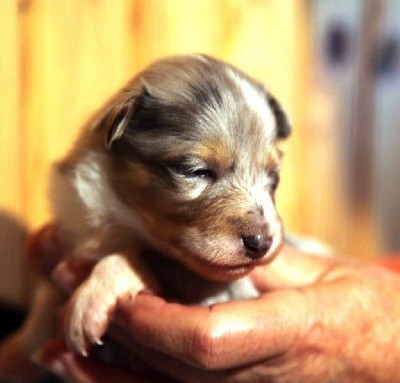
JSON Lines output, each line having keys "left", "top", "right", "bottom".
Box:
{"left": 101, "top": 55, "right": 291, "bottom": 281}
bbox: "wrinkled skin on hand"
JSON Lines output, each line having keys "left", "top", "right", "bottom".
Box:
{"left": 3, "top": 226, "right": 400, "bottom": 383}
{"left": 109, "top": 247, "right": 400, "bottom": 383}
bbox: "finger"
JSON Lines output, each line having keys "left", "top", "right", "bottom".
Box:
{"left": 118, "top": 291, "right": 309, "bottom": 370}
{"left": 52, "top": 257, "right": 96, "bottom": 293}
{"left": 109, "top": 323, "right": 239, "bottom": 383}
{"left": 34, "top": 339, "right": 147, "bottom": 383}
{"left": 0, "top": 331, "right": 45, "bottom": 383}
{"left": 108, "top": 323, "right": 209, "bottom": 383}
{"left": 27, "top": 223, "right": 65, "bottom": 277}
{"left": 250, "top": 245, "right": 345, "bottom": 291}
{"left": 110, "top": 322, "right": 287, "bottom": 383}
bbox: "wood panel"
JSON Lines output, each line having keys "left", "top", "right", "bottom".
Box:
{"left": 16, "top": 0, "right": 311, "bottom": 231}
{"left": 19, "top": 0, "right": 137, "bottom": 228}
{"left": 0, "top": 0, "right": 26, "bottom": 306}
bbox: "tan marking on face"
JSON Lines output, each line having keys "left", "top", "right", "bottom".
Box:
{"left": 192, "top": 139, "right": 232, "bottom": 172}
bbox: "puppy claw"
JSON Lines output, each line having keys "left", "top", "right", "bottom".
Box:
{"left": 62, "top": 254, "right": 148, "bottom": 356}
{"left": 64, "top": 286, "right": 113, "bottom": 357}
{"left": 65, "top": 333, "right": 89, "bottom": 357}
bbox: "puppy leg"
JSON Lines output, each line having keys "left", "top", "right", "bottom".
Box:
{"left": 0, "top": 280, "right": 64, "bottom": 383}
{"left": 64, "top": 251, "right": 157, "bottom": 356}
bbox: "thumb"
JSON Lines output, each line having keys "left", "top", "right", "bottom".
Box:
{"left": 251, "top": 245, "right": 342, "bottom": 291}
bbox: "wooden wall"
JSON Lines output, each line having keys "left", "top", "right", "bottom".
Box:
{"left": 0, "top": 0, "right": 377, "bottom": 306}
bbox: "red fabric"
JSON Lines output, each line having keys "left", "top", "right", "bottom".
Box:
{"left": 376, "top": 254, "right": 400, "bottom": 273}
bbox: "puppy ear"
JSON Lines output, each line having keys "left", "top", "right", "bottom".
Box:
{"left": 105, "top": 105, "right": 132, "bottom": 150}
{"left": 105, "top": 83, "right": 153, "bottom": 150}
{"left": 267, "top": 94, "right": 292, "bottom": 139}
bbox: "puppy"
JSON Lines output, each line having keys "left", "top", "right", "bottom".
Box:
{"left": 0, "top": 54, "right": 291, "bottom": 379}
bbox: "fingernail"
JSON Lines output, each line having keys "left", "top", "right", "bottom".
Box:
{"left": 30, "top": 348, "right": 66, "bottom": 378}
{"left": 27, "top": 224, "right": 65, "bottom": 276}
{"left": 52, "top": 260, "right": 76, "bottom": 293}
{"left": 30, "top": 347, "right": 44, "bottom": 365}
{"left": 44, "top": 359, "right": 67, "bottom": 376}
{"left": 37, "top": 225, "right": 61, "bottom": 255}
{"left": 31, "top": 348, "right": 66, "bottom": 376}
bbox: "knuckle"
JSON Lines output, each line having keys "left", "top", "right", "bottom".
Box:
{"left": 188, "top": 317, "right": 225, "bottom": 369}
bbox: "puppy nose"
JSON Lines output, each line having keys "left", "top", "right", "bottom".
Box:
{"left": 242, "top": 235, "right": 273, "bottom": 259}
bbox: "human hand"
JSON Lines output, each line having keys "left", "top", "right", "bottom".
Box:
{"left": 110, "top": 247, "right": 400, "bottom": 383}
{"left": 32, "top": 226, "right": 400, "bottom": 382}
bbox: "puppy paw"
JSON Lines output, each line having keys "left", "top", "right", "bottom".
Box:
{"left": 62, "top": 253, "right": 155, "bottom": 355}
{"left": 64, "top": 284, "right": 115, "bottom": 356}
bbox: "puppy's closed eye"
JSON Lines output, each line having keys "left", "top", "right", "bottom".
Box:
{"left": 169, "top": 161, "right": 217, "bottom": 181}
{"left": 167, "top": 157, "right": 218, "bottom": 182}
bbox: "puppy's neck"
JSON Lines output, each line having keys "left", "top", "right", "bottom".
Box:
{"left": 143, "top": 250, "right": 259, "bottom": 305}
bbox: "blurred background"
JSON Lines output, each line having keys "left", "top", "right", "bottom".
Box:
{"left": 0, "top": 0, "right": 399, "bottom": 310}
